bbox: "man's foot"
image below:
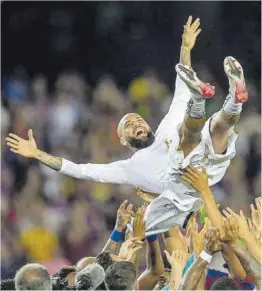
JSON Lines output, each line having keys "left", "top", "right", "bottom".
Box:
{"left": 224, "top": 56, "right": 248, "bottom": 103}
{"left": 175, "top": 63, "right": 215, "bottom": 99}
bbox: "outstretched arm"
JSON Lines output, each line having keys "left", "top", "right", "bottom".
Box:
{"left": 156, "top": 16, "right": 201, "bottom": 134}
{"left": 36, "top": 150, "right": 62, "bottom": 170}
{"left": 180, "top": 15, "right": 201, "bottom": 68}
{"left": 6, "top": 130, "right": 131, "bottom": 184}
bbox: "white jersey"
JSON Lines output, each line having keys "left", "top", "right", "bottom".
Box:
{"left": 60, "top": 76, "right": 238, "bottom": 205}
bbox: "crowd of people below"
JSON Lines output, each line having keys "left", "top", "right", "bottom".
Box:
{"left": 1, "top": 176, "right": 261, "bottom": 290}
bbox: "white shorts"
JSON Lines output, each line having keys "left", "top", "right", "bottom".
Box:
{"left": 145, "top": 113, "right": 238, "bottom": 235}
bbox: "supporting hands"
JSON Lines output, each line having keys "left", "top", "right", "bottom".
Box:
{"left": 118, "top": 237, "right": 144, "bottom": 263}
{"left": 204, "top": 227, "right": 222, "bottom": 255}
{"left": 222, "top": 207, "right": 250, "bottom": 242}
{"left": 192, "top": 217, "right": 212, "bottom": 257}
{"left": 182, "top": 165, "right": 225, "bottom": 239}
{"left": 115, "top": 200, "right": 134, "bottom": 232}
{"left": 181, "top": 165, "right": 209, "bottom": 195}
{"left": 136, "top": 188, "right": 155, "bottom": 203}
{"left": 133, "top": 203, "right": 147, "bottom": 239}
{"left": 221, "top": 217, "right": 239, "bottom": 248}
{"left": 164, "top": 249, "right": 189, "bottom": 270}
{"left": 248, "top": 198, "right": 261, "bottom": 245}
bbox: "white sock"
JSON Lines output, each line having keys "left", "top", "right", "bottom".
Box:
{"left": 222, "top": 94, "right": 243, "bottom": 115}
{"left": 186, "top": 97, "right": 206, "bottom": 118}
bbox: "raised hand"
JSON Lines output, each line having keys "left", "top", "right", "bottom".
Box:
{"left": 248, "top": 197, "right": 261, "bottom": 245}
{"left": 115, "top": 200, "right": 134, "bottom": 232}
{"left": 192, "top": 217, "right": 212, "bottom": 257}
{"left": 204, "top": 227, "right": 222, "bottom": 254}
{"left": 250, "top": 198, "right": 261, "bottom": 231}
{"left": 136, "top": 188, "right": 155, "bottom": 203}
{"left": 133, "top": 203, "right": 147, "bottom": 239}
{"left": 118, "top": 237, "right": 144, "bottom": 262}
{"left": 222, "top": 208, "right": 250, "bottom": 241}
{"left": 182, "top": 165, "right": 209, "bottom": 195}
{"left": 182, "top": 16, "right": 201, "bottom": 50}
{"left": 164, "top": 249, "right": 189, "bottom": 270}
{"left": 221, "top": 217, "right": 239, "bottom": 247}
{"left": 6, "top": 129, "right": 38, "bottom": 158}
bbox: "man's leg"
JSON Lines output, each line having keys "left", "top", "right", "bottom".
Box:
{"left": 175, "top": 64, "right": 215, "bottom": 157}
{"left": 210, "top": 56, "right": 248, "bottom": 154}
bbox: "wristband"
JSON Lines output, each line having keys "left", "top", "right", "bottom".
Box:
{"left": 199, "top": 250, "right": 213, "bottom": 263}
{"left": 110, "top": 229, "right": 123, "bottom": 242}
{"left": 146, "top": 234, "right": 158, "bottom": 243}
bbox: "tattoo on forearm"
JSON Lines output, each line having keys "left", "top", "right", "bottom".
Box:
{"left": 37, "top": 150, "right": 62, "bottom": 171}
{"left": 234, "top": 244, "right": 261, "bottom": 288}
{"left": 179, "top": 258, "right": 207, "bottom": 290}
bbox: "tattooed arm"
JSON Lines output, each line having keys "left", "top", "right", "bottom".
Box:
{"left": 231, "top": 242, "right": 261, "bottom": 289}
{"left": 102, "top": 200, "right": 134, "bottom": 255}
{"left": 223, "top": 217, "right": 261, "bottom": 289}
{"left": 221, "top": 243, "right": 247, "bottom": 280}
{"left": 36, "top": 150, "right": 62, "bottom": 170}
{"left": 6, "top": 129, "right": 63, "bottom": 170}
{"left": 6, "top": 130, "right": 132, "bottom": 184}
{"left": 178, "top": 256, "right": 208, "bottom": 290}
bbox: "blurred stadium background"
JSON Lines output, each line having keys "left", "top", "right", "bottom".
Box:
{"left": 1, "top": 1, "right": 261, "bottom": 279}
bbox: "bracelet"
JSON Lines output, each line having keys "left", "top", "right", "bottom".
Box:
{"left": 199, "top": 250, "right": 213, "bottom": 263}
{"left": 110, "top": 229, "right": 123, "bottom": 242}
{"left": 146, "top": 234, "right": 158, "bottom": 243}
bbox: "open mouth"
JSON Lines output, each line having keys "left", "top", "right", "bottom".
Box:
{"left": 135, "top": 126, "right": 147, "bottom": 137}
{"left": 136, "top": 129, "right": 144, "bottom": 136}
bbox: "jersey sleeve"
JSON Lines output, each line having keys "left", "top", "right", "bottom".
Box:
{"left": 59, "top": 158, "right": 132, "bottom": 185}
{"left": 156, "top": 75, "right": 192, "bottom": 136}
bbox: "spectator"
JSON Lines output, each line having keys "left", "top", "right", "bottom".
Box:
{"left": 105, "top": 261, "right": 137, "bottom": 290}
{"left": 14, "top": 263, "right": 52, "bottom": 290}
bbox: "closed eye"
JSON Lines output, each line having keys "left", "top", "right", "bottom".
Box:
{"left": 124, "top": 122, "right": 132, "bottom": 128}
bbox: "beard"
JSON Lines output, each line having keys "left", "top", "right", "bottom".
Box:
{"left": 127, "top": 131, "right": 155, "bottom": 149}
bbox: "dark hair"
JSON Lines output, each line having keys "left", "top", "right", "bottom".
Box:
{"left": 96, "top": 251, "right": 114, "bottom": 271}
{"left": 105, "top": 261, "right": 137, "bottom": 290}
{"left": 1, "top": 279, "right": 16, "bottom": 290}
{"left": 127, "top": 131, "right": 155, "bottom": 149}
{"left": 53, "top": 266, "right": 76, "bottom": 280}
{"left": 211, "top": 277, "right": 239, "bottom": 290}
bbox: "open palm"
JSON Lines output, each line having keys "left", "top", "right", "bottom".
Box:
{"left": 6, "top": 129, "right": 38, "bottom": 158}
{"left": 182, "top": 16, "right": 201, "bottom": 50}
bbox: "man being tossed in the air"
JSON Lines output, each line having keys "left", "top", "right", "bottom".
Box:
{"left": 6, "top": 16, "right": 248, "bottom": 235}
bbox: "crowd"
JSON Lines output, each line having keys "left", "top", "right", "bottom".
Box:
{"left": 1, "top": 172, "right": 261, "bottom": 290}
{"left": 1, "top": 65, "right": 261, "bottom": 290}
